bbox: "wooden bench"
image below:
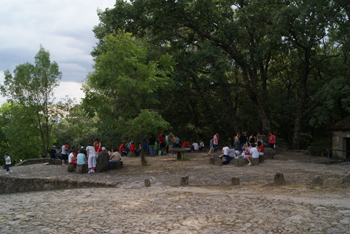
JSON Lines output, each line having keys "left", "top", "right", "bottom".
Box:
{"left": 171, "top": 148, "right": 191, "bottom": 160}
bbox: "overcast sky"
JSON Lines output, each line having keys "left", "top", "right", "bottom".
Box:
{"left": 0, "top": 0, "right": 116, "bottom": 105}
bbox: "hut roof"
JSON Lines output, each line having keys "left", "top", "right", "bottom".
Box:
{"left": 330, "top": 115, "right": 350, "bottom": 131}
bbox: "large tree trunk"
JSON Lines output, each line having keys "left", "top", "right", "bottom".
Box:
{"left": 242, "top": 69, "right": 272, "bottom": 135}
{"left": 292, "top": 49, "right": 311, "bottom": 150}
{"left": 140, "top": 128, "right": 146, "bottom": 166}
{"left": 292, "top": 67, "right": 308, "bottom": 150}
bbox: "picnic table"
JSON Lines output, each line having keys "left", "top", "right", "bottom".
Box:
{"left": 171, "top": 148, "right": 191, "bottom": 160}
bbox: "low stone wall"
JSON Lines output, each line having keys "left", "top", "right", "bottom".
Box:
{"left": 0, "top": 177, "right": 119, "bottom": 194}
{"left": 16, "top": 158, "right": 52, "bottom": 166}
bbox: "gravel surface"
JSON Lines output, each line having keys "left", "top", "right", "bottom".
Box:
{"left": 1, "top": 151, "right": 350, "bottom": 233}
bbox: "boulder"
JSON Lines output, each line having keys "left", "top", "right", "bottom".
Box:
{"left": 127, "top": 152, "right": 136, "bottom": 157}
{"left": 67, "top": 164, "right": 75, "bottom": 173}
{"left": 231, "top": 177, "right": 240, "bottom": 186}
{"left": 264, "top": 148, "right": 275, "bottom": 159}
{"left": 144, "top": 179, "right": 151, "bottom": 187}
{"left": 180, "top": 176, "right": 189, "bottom": 186}
{"left": 313, "top": 175, "right": 323, "bottom": 185}
{"left": 209, "top": 157, "right": 222, "bottom": 165}
{"left": 76, "top": 164, "right": 88, "bottom": 174}
{"left": 110, "top": 161, "right": 123, "bottom": 170}
{"left": 342, "top": 173, "right": 350, "bottom": 184}
{"left": 259, "top": 155, "right": 264, "bottom": 163}
{"left": 274, "top": 173, "right": 285, "bottom": 185}
{"left": 251, "top": 158, "right": 259, "bottom": 165}
{"left": 96, "top": 151, "right": 109, "bottom": 173}
{"left": 234, "top": 158, "right": 248, "bottom": 167}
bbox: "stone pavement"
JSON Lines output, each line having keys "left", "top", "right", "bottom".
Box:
{"left": 1, "top": 186, "right": 350, "bottom": 234}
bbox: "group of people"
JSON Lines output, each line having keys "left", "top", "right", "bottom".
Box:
{"left": 49, "top": 138, "right": 122, "bottom": 173}
{"left": 233, "top": 132, "right": 276, "bottom": 151}
{"left": 206, "top": 132, "right": 276, "bottom": 165}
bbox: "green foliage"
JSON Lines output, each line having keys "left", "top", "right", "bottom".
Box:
{"left": 0, "top": 46, "right": 61, "bottom": 158}
{"left": 84, "top": 31, "right": 174, "bottom": 164}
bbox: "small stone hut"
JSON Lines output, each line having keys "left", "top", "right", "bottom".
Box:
{"left": 331, "top": 115, "right": 350, "bottom": 159}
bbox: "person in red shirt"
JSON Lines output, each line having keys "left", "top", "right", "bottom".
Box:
{"left": 129, "top": 141, "right": 136, "bottom": 153}
{"left": 258, "top": 141, "right": 264, "bottom": 155}
{"left": 158, "top": 132, "right": 165, "bottom": 151}
{"left": 119, "top": 143, "right": 124, "bottom": 153}
{"left": 182, "top": 140, "right": 190, "bottom": 148}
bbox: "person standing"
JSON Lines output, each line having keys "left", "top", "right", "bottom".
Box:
{"left": 208, "top": 138, "right": 214, "bottom": 156}
{"left": 239, "top": 133, "right": 247, "bottom": 151}
{"left": 166, "top": 132, "right": 173, "bottom": 155}
{"left": 94, "top": 138, "right": 102, "bottom": 155}
{"left": 213, "top": 133, "right": 219, "bottom": 156}
{"left": 61, "top": 143, "right": 69, "bottom": 165}
{"left": 234, "top": 134, "right": 239, "bottom": 150}
{"left": 86, "top": 146, "right": 97, "bottom": 173}
{"left": 4, "top": 152, "right": 12, "bottom": 174}
{"left": 269, "top": 132, "right": 276, "bottom": 149}
{"left": 148, "top": 134, "right": 156, "bottom": 157}
{"left": 158, "top": 132, "right": 165, "bottom": 153}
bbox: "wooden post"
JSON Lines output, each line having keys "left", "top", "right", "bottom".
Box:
{"left": 144, "top": 179, "right": 151, "bottom": 187}
{"left": 209, "top": 158, "right": 215, "bottom": 164}
{"left": 274, "top": 173, "right": 285, "bottom": 185}
{"left": 231, "top": 177, "right": 240, "bottom": 186}
{"left": 180, "top": 176, "right": 189, "bottom": 186}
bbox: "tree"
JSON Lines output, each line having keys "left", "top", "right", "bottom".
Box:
{"left": 84, "top": 31, "right": 174, "bottom": 165}
{"left": 0, "top": 46, "right": 62, "bottom": 158}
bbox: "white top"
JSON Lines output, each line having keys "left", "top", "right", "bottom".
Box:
{"left": 250, "top": 147, "right": 259, "bottom": 158}
{"left": 5, "top": 156, "right": 11, "bottom": 165}
{"left": 62, "top": 145, "right": 67, "bottom": 155}
{"left": 192, "top": 143, "right": 199, "bottom": 150}
{"left": 200, "top": 142, "right": 204, "bottom": 147}
{"left": 68, "top": 152, "right": 75, "bottom": 163}
{"left": 223, "top": 146, "right": 229, "bottom": 155}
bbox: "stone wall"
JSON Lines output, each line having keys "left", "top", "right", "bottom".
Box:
{"left": 332, "top": 131, "right": 350, "bottom": 159}
{"left": 0, "top": 177, "right": 119, "bottom": 194}
{"left": 16, "top": 158, "right": 52, "bottom": 166}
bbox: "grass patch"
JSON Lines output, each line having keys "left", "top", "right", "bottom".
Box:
{"left": 178, "top": 158, "right": 191, "bottom": 161}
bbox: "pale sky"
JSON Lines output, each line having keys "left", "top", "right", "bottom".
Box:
{"left": 0, "top": 0, "right": 116, "bottom": 104}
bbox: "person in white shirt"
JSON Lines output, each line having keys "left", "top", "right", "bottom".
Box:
{"left": 191, "top": 142, "right": 199, "bottom": 152}
{"left": 199, "top": 140, "right": 204, "bottom": 151}
{"left": 221, "top": 143, "right": 234, "bottom": 165}
{"left": 247, "top": 143, "right": 259, "bottom": 165}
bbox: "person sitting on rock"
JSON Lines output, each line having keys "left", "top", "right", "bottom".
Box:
{"left": 257, "top": 141, "right": 264, "bottom": 156}
{"left": 191, "top": 142, "right": 199, "bottom": 152}
{"left": 221, "top": 143, "right": 234, "bottom": 165}
{"left": 96, "top": 147, "right": 110, "bottom": 172}
{"left": 182, "top": 140, "right": 190, "bottom": 149}
{"left": 109, "top": 147, "right": 121, "bottom": 169}
{"left": 247, "top": 143, "right": 259, "bottom": 166}
{"left": 68, "top": 149, "right": 77, "bottom": 166}
{"left": 77, "top": 149, "right": 87, "bottom": 165}
{"left": 129, "top": 141, "right": 136, "bottom": 153}
{"left": 199, "top": 140, "right": 204, "bottom": 151}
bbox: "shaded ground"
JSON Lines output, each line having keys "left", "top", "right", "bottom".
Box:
{"left": 1, "top": 150, "right": 350, "bottom": 233}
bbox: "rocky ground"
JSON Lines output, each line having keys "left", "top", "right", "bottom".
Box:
{"left": 1, "top": 150, "right": 350, "bottom": 233}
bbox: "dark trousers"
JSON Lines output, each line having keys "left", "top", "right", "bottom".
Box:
{"left": 222, "top": 155, "right": 234, "bottom": 165}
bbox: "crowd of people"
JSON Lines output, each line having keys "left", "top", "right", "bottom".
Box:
{"left": 49, "top": 138, "right": 122, "bottom": 174}
{"left": 211, "top": 132, "right": 275, "bottom": 165}
{"left": 45, "top": 131, "right": 276, "bottom": 171}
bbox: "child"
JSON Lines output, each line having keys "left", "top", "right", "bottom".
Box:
{"left": 4, "top": 152, "right": 12, "bottom": 174}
